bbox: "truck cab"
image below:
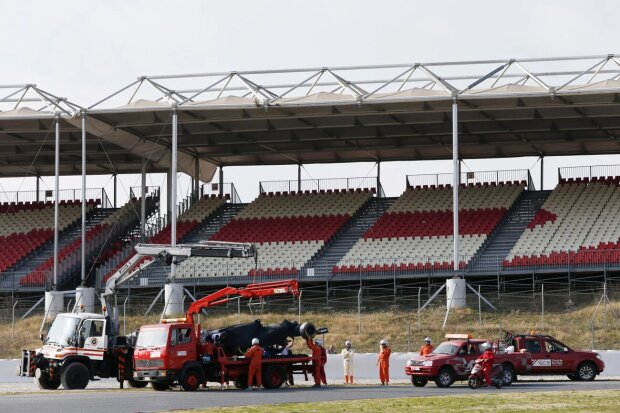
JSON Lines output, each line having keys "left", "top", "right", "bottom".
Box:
{"left": 19, "top": 312, "right": 114, "bottom": 390}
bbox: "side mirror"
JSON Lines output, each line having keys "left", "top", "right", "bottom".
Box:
{"left": 563, "top": 347, "right": 569, "bottom": 353}
{"left": 39, "top": 333, "right": 44, "bottom": 342}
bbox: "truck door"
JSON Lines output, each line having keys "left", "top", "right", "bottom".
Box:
{"left": 543, "top": 339, "right": 573, "bottom": 373}
{"left": 167, "top": 327, "right": 196, "bottom": 370}
{"left": 455, "top": 343, "right": 480, "bottom": 375}
{"left": 526, "top": 338, "right": 553, "bottom": 373}
{"left": 80, "top": 319, "right": 106, "bottom": 360}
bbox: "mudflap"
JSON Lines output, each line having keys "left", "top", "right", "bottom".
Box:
{"left": 116, "top": 348, "right": 130, "bottom": 389}
{"left": 19, "top": 350, "right": 37, "bottom": 377}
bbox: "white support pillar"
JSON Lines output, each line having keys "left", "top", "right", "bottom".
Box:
{"left": 140, "top": 161, "right": 147, "bottom": 241}
{"left": 452, "top": 97, "right": 460, "bottom": 272}
{"left": 53, "top": 115, "right": 60, "bottom": 289}
{"left": 170, "top": 107, "right": 178, "bottom": 279}
{"left": 80, "top": 112, "right": 87, "bottom": 285}
{"left": 194, "top": 156, "right": 200, "bottom": 198}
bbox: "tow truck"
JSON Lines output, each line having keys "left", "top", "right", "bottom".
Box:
{"left": 405, "top": 332, "right": 605, "bottom": 388}
{"left": 17, "top": 241, "right": 257, "bottom": 390}
{"left": 132, "top": 280, "right": 322, "bottom": 391}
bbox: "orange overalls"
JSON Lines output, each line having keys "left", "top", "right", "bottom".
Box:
{"left": 245, "top": 344, "right": 263, "bottom": 388}
{"left": 480, "top": 349, "right": 495, "bottom": 386}
{"left": 419, "top": 344, "right": 434, "bottom": 356}
{"left": 306, "top": 338, "right": 322, "bottom": 385}
{"left": 378, "top": 345, "right": 391, "bottom": 384}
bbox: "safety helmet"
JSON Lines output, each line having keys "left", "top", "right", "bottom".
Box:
{"left": 380, "top": 339, "right": 388, "bottom": 346}
{"left": 480, "top": 341, "right": 492, "bottom": 351}
{"left": 315, "top": 339, "right": 323, "bottom": 346}
{"left": 251, "top": 338, "right": 260, "bottom": 345}
{"left": 345, "top": 340, "right": 352, "bottom": 347}
{"left": 424, "top": 337, "right": 432, "bottom": 343}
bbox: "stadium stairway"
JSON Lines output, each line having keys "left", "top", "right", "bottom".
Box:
{"left": 469, "top": 190, "right": 551, "bottom": 273}
{"left": 182, "top": 203, "right": 246, "bottom": 243}
{"left": 302, "top": 197, "right": 396, "bottom": 277}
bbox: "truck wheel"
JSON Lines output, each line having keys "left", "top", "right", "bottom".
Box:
{"left": 126, "top": 379, "right": 148, "bottom": 388}
{"left": 501, "top": 364, "right": 515, "bottom": 386}
{"left": 411, "top": 377, "right": 428, "bottom": 387}
{"left": 576, "top": 362, "right": 597, "bottom": 381}
{"left": 234, "top": 376, "right": 249, "bottom": 389}
{"left": 61, "top": 363, "right": 90, "bottom": 390}
{"left": 151, "top": 381, "right": 170, "bottom": 391}
{"left": 434, "top": 367, "right": 455, "bottom": 388}
{"left": 181, "top": 369, "right": 201, "bottom": 391}
{"left": 36, "top": 370, "right": 61, "bottom": 390}
{"left": 263, "top": 365, "right": 287, "bottom": 389}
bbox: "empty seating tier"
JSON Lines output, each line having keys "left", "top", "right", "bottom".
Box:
{"left": 336, "top": 182, "right": 524, "bottom": 274}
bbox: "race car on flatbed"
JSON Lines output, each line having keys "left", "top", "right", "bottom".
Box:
{"left": 405, "top": 333, "right": 604, "bottom": 387}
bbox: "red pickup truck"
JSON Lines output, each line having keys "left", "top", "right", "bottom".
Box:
{"left": 405, "top": 333, "right": 604, "bottom": 388}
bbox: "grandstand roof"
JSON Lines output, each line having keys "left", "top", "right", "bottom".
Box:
{"left": 2, "top": 54, "right": 620, "bottom": 178}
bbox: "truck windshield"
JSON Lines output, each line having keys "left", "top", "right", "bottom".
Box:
{"left": 46, "top": 315, "right": 80, "bottom": 346}
{"left": 136, "top": 328, "right": 168, "bottom": 348}
{"left": 433, "top": 343, "right": 459, "bottom": 355}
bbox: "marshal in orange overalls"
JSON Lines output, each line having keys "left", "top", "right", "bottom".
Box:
{"left": 378, "top": 344, "right": 391, "bottom": 385}
{"left": 306, "top": 338, "right": 322, "bottom": 386}
{"left": 245, "top": 344, "right": 263, "bottom": 388}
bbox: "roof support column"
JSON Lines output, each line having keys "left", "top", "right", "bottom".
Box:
{"left": 170, "top": 106, "right": 178, "bottom": 279}
{"left": 193, "top": 156, "right": 200, "bottom": 199}
{"left": 297, "top": 164, "right": 302, "bottom": 191}
{"left": 219, "top": 166, "right": 224, "bottom": 197}
{"left": 140, "top": 161, "right": 147, "bottom": 242}
{"left": 36, "top": 175, "right": 40, "bottom": 203}
{"left": 53, "top": 115, "right": 60, "bottom": 290}
{"left": 81, "top": 112, "right": 87, "bottom": 285}
{"left": 377, "top": 161, "right": 382, "bottom": 198}
{"left": 452, "top": 97, "right": 460, "bottom": 272}
{"left": 113, "top": 173, "right": 117, "bottom": 208}
{"left": 540, "top": 156, "right": 544, "bottom": 190}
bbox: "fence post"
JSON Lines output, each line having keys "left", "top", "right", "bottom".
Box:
{"left": 298, "top": 290, "right": 302, "bottom": 323}
{"left": 12, "top": 300, "right": 18, "bottom": 339}
{"left": 541, "top": 283, "right": 545, "bottom": 332}
{"left": 357, "top": 288, "right": 362, "bottom": 335}
{"left": 478, "top": 285, "right": 482, "bottom": 329}
{"left": 417, "top": 287, "right": 421, "bottom": 330}
{"left": 407, "top": 321, "right": 411, "bottom": 353}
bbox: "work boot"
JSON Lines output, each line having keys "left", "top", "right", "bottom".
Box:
{"left": 350, "top": 376, "right": 354, "bottom": 384}
{"left": 312, "top": 384, "right": 321, "bottom": 388}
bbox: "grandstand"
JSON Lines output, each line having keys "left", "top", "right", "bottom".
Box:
{"left": 2, "top": 54, "right": 620, "bottom": 300}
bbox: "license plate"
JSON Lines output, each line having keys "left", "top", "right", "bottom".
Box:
{"left": 413, "top": 367, "right": 421, "bottom": 371}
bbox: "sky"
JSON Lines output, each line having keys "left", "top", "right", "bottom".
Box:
{"left": 1, "top": 0, "right": 620, "bottom": 208}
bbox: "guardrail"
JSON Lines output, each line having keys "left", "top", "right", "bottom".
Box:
{"left": 407, "top": 169, "right": 534, "bottom": 190}
{"left": 201, "top": 182, "right": 241, "bottom": 204}
{"left": 559, "top": 164, "right": 620, "bottom": 181}
{"left": 259, "top": 176, "right": 383, "bottom": 196}
{"left": 0, "top": 188, "right": 112, "bottom": 208}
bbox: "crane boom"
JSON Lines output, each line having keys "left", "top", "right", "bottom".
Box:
{"left": 184, "top": 280, "right": 300, "bottom": 324}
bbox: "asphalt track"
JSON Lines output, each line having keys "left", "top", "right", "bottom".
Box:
{"left": 1, "top": 380, "right": 620, "bottom": 413}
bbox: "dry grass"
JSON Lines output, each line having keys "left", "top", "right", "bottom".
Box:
{"left": 2, "top": 300, "right": 619, "bottom": 358}
{"left": 172, "top": 390, "right": 620, "bottom": 413}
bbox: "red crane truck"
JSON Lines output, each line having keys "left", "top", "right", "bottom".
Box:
{"left": 132, "top": 280, "right": 321, "bottom": 391}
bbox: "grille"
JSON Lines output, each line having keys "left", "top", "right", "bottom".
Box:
{"left": 135, "top": 359, "right": 164, "bottom": 368}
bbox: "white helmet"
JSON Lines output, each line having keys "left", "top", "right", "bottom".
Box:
{"left": 380, "top": 339, "right": 388, "bottom": 346}
{"left": 345, "top": 340, "right": 352, "bottom": 347}
{"left": 480, "top": 341, "right": 492, "bottom": 351}
{"left": 424, "top": 337, "right": 432, "bottom": 343}
{"left": 251, "top": 338, "right": 259, "bottom": 345}
{"left": 315, "top": 339, "right": 323, "bottom": 346}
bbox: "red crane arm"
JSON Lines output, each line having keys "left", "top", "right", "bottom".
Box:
{"left": 185, "top": 279, "right": 300, "bottom": 324}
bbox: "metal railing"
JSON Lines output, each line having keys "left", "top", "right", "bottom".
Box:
{"left": 0, "top": 188, "right": 112, "bottom": 208}
{"left": 407, "top": 169, "right": 533, "bottom": 190}
{"left": 559, "top": 164, "right": 620, "bottom": 181}
{"left": 129, "top": 186, "right": 160, "bottom": 201}
{"left": 259, "top": 177, "right": 382, "bottom": 196}
{"left": 201, "top": 182, "right": 241, "bottom": 204}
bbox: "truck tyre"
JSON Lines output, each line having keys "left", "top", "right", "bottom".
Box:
{"left": 181, "top": 369, "right": 201, "bottom": 391}
{"left": 434, "top": 367, "right": 455, "bottom": 388}
{"left": 36, "top": 370, "right": 61, "bottom": 390}
{"left": 60, "top": 362, "right": 90, "bottom": 390}
{"left": 151, "top": 381, "right": 170, "bottom": 391}
{"left": 576, "top": 362, "right": 597, "bottom": 381}
{"left": 411, "top": 377, "right": 428, "bottom": 387}
{"left": 262, "top": 365, "right": 287, "bottom": 389}
{"left": 126, "top": 379, "right": 148, "bottom": 388}
{"left": 501, "top": 364, "right": 515, "bottom": 386}
{"left": 234, "top": 375, "right": 249, "bottom": 389}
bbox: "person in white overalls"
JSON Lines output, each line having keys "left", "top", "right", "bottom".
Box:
{"left": 341, "top": 340, "right": 354, "bottom": 384}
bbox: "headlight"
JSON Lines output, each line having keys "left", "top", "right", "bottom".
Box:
{"left": 596, "top": 354, "right": 602, "bottom": 360}
{"left": 407, "top": 360, "right": 414, "bottom": 366}
{"left": 422, "top": 360, "right": 433, "bottom": 367}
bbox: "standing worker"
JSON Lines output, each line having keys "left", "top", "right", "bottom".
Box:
{"left": 479, "top": 341, "right": 495, "bottom": 387}
{"left": 318, "top": 340, "right": 327, "bottom": 386}
{"left": 419, "top": 337, "right": 434, "bottom": 356}
{"left": 306, "top": 337, "right": 322, "bottom": 388}
{"left": 341, "top": 340, "right": 354, "bottom": 384}
{"left": 245, "top": 338, "right": 263, "bottom": 390}
{"left": 377, "top": 339, "right": 391, "bottom": 386}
